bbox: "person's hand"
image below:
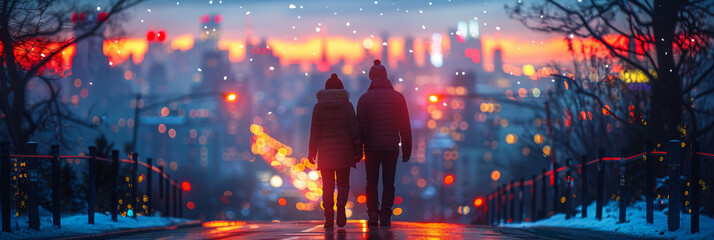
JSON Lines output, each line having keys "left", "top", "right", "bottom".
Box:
{"left": 402, "top": 155, "right": 410, "bottom": 162}
{"left": 308, "top": 154, "right": 316, "bottom": 165}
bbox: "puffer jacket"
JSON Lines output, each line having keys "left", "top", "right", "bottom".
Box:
{"left": 356, "top": 79, "right": 412, "bottom": 157}
{"left": 308, "top": 89, "right": 361, "bottom": 170}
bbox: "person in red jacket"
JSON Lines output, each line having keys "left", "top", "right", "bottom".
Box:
{"left": 308, "top": 73, "right": 362, "bottom": 228}
{"left": 357, "top": 60, "right": 412, "bottom": 227}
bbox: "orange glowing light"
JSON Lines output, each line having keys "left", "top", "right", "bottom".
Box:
{"left": 602, "top": 105, "right": 611, "bottom": 115}
{"left": 387, "top": 37, "right": 405, "bottom": 68}
{"left": 225, "top": 93, "right": 237, "bottom": 102}
{"left": 267, "top": 37, "right": 369, "bottom": 72}
{"left": 170, "top": 34, "right": 194, "bottom": 52}
{"left": 428, "top": 95, "right": 439, "bottom": 103}
{"left": 357, "top": 194, "right": 367, "bottom": 204}
{"left": 443, "top": 174, "right": 455, "bottom": 185}
{"left": 0, "top": 39, "right": 76, "bottom": 76}
{"left": 393, "top": 207, "right": 403, "bottom": 216}
{"left": 491, "top": 170, "right": 501, "bottom": 181}
{"left": 181, "top": 181, "right": 191, "bottom": 191}
{"left": 218, "top": 39, "right": 247, "bottom": 63}
{"left": 473, "top": 197, "right": 484, "bottom": 207}
{"left": 278, "top": 198, "right": 287, "bottom": 206}
{"left": 103, "top": 38, "right": 148, "bottom": 66}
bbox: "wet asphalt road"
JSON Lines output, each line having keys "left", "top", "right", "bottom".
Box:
{"left": 102, "top": 220, "right": 659, "bottom": 240}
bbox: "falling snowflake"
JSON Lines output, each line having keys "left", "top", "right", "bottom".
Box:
{"left": 197, "top": 68, "right": 202, "bottom": 72}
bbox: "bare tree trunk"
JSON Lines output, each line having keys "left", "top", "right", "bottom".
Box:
{"left": 650, "top": 0, "right": 683, "bottom": 142}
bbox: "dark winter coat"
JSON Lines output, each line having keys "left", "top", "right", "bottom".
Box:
{"left": 356, "top": 79, "right": 412, "bottom": 157}
{"left": 308, "top": 89, "right": 361, "bottom": 170}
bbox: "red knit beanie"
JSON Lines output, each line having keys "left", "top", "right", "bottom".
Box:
{"left": 325, "top": 73, "right": 344, "bottom": 89}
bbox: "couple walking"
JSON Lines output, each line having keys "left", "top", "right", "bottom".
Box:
{"left": 308, "top": 59, "right": 412, "bottom": 228}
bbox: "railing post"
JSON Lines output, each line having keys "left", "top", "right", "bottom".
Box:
{"left": 645, "top": 142, "right": 654, "bottom": 224}
{"left": 530, "top": 174, "right": 536, "bottom": 222}
{"left": 178, "top": 187, "right": 183, "bottom": 218}
{"left": 131, "top": 152, "right": 138, "bottom": 218}
{"left": 88, "top": 146, "right": 96, "bottom": 224}
{"left": 165, "top": 174, "right": 170, "bottom": 217}
{"left": 146, "top": 158, "right": 153, "bottom": 216}
{"left": 487, "top": 194, "right": 492, "bottom": 225}
{"left": 618, "top": 149, "right": 627, "bottom": 224}
{"left": 667, "top": 140, "right": 682, "bottom": 231}
{"left": 508, "top": 180, "right": 514, "bottom": 223}
{"left": 159, "top": 166, "right": 164, "bottom": 199}
{"left": 495, "top": 186, "right": 501, "bottom": 225}
{"left": 553, "top": 163, "right": 559, "bottom": 215}
{"left": 51, "top": 145, "right": 61, "bottom": 227}
{"left": 691, "top": 142, "right": 700, "bottom": 233}
{"left": 565, "top": 159, "right": 572, "bottom": 220}
{"left": 518, "top": 177, "right": 524, "bottom": 223}
{"left": 581, "top": 155, "right": 588, "bottom": 218}
{"left": 501, "top": 186, "right": 506, "bottom": 224}
{"left": 541, "top": 168, "right": 547, "bottom": 219}
{"left": 173, "top": 181, "right": 178, "bottom": 217}
{"left": 26, "top": 142, "right": 40, "bottom": 231}
{"left": 596, "top": 148, "right": 605, "bottom": 221}
{"left": 111, "top": 150, "right": 119, "bottom": 222}
{"left": 1, "top": 142, "right": 10, "bottom": 233}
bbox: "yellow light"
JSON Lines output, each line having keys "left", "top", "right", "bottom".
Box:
{"left": 270, "top": 175, "right": 283, "bottom": 188}
{"left": 543, "top": 145, "right": 551, "bottom": 156}
{"left": 505, "top": 134, "right": 517, "bottom": 144}
{"left": 523, "top": 64, "right": 535, "bottom": 76}
{"left": 534, "top": 134, "right": 545, "bottom": 144}
{"left": 428, "top": 95, "right": 439, "bottom": 103}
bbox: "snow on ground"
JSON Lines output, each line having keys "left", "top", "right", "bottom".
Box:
{"left": 503, "top": 200, "right": 714, "bottom": 240}
{"left": 0, "top": 210, "right": 189, "bottom": 240}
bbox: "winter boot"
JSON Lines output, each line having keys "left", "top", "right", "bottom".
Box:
{"left": 367, "top": 212, "right": 379, "bottom": 226}
{"left": 324, "top": 211, "right": 334, "bottom": 229}
{"left": 379, "top": 212, "right": 391, "bottom": 227}
{"left": 336, "top": 207, "right": 347, "bottom": 227}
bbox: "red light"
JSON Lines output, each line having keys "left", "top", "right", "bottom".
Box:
{"left": 181, "top": 181, "right": 191, "bottom": 191}
{"left": 146, "top": 31, "right": 156, "bottom": 41}
{"left": 97, "top": 12, "right": 108, "bottom": 22}
{"left": 278, "top": 198, "right": 286, "bottom": 206}
{"left": 473, "top": 197, "right": 484, "bottom": 207}
{"left": 444, "top": 174, "right": 454, "bottom": 185}
{"left": 214, "top": 14, "right": 223, "bottom": 23}
{"left": 357, "top": 194, "right": 367, "bottom": 204}
{"left": 186, "top": 201, "right": 195, "bottom": 210}
{"left": 394, "top": 196, "right": 403, "bottom": 205}
{"left": 157, "top": 30, "right": 166, "bottom": 42}
{"left": 201, "top": 14, "right": 211, "bottom": 23}
{"left": 71, "top": 12, "right": 79, "bottom": 23}
{"left": 220, "top": 195, "right": 229, "bottom": 204}
{"left": 428, "top": 95, "right": 439, "bottom": 103}
{"left": 225, "top": 93, "right": 237, "bottom": 102}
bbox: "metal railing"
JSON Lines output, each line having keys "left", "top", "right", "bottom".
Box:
{"left": 0, "top": 141, "right": 184, "bottom": 233}
{"left": 477, "top": 140, "right": 712, "bottom": 234}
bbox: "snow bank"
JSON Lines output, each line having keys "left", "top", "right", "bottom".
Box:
{"left": 0, "top": 212, "right": 189, "bottom": 240}
{"left": 503, "top": 201, "right": 714, "bottom": 240}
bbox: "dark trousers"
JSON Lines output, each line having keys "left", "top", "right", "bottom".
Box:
{"left": 322, "top": 168, "right": 351, "bottom": 216}
{"left": 365, "top": 150, "right": 399, "bottom": 216}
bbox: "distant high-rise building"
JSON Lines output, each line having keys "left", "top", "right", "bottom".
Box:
{"left": 199, "top": 14, "right": 222, "bottom": 51}
{"left": 493, "top": 48, "right": 504, "bottom": 74}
